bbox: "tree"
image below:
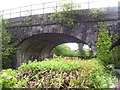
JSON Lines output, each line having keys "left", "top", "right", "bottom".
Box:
{"left": 52, "top": 44, "right": 72, "bottom": 56}
{"left": 78, "top": 43, "right": 86, "bottom": 58}
{"left": 96, "top": 22, "right": 112, "bottom": 65}
{"left": 2, "top": 19, "right": 16, "bottom": 69}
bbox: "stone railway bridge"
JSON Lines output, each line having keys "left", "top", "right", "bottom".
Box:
{"left": 6, "top": 7, "right": 120, "bottom": 68}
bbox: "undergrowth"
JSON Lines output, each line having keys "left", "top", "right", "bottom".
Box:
{"left": 0, "top": 57, "right": 117, "bottom": 88}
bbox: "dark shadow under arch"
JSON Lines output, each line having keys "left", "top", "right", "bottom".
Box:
{"left": 110, "top": 39, "right": 120, "bottom": 50}
{"left": 16, "top": 33, "right": 85, "bottom": 68}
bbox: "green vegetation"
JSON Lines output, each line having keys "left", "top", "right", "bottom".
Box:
{"left": 110, "top": 35, "right": 120, "bottom": 69}
{"left": 49, "top": 0, "right": 107, "bottom": 27}
{"left": 52, "top": 44, "right": 73, "bottom": 56}
{"left": 2, "top": 19, "right": 17, "bottom": 69}
{"left": 78, "top": 43, "right": 86, "bottom": 58}
{"left": 0, "top": 57, "right": 117, "bottom": 88}
{"left": 1, "top": 0, "right": 119, "bottom": 88}
{"left": 110, "top": 45, "right": 120, "bottom": 69}
{"left": 37, "top": 14, "right": 43, "bottom": 19}
{"left": 96, "top": 22, "right": 112, "bottom": 65}
{"left": 49, "top": 0, "right": 82, "bottom": 26}
{"left": 11, "top": 17, "right": 32, "bottom": 26}
{"left": 90, "top": 8, "right": 107, "bottom": 19}
{"left": 96, "top": 22, "right": 120, "bottom": 69}
{"left": 52, "top": 43, "right": 93, "bottom": 59}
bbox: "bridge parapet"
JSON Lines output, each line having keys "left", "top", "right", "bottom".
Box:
{"left": 6, "top": 7, "right": 119, "bottom": 44}
{"left": 7, "top": 7, "right": 118, "bottom": 28}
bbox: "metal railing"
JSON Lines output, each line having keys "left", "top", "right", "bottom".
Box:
{"left": 0, "top": 0, "right": 119, "bottom": 19}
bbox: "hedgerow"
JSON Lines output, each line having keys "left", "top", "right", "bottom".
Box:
{"left": 0, "top": 57, "right": 117, "bottom": 88}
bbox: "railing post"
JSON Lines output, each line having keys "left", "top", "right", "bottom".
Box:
{"left": 108, "top": 0, "right": 110, "bottom": 8}
{"left": 56, "top": 2, "right": 58, "bottom": 12}
{"left": 10, "top": 9, "right": 12, "bottom": 18}
{"left": 31, "top": 5, "right": 32, "bottom": 15}
{"left": 88, "top": 0, "right": 89, "bottom": 9}
{"left": 2, "top": 10, "right": 4, "bottom": 19}
{"left": 20, "top": 8, "right": 21, "bottom": 17}
{"left": 43, "top": 3, "right": 45, "bottom": 14}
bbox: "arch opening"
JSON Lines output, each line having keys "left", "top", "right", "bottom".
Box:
{"left": 51, "top": 42, "right": 93, "bottom": 59}
{"left": 16, "top": 33, "right": 85, "bottom": 67}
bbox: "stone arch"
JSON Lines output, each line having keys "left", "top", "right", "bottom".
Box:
{"left": 16, "top": 33, "right": 85, "bottom": 68}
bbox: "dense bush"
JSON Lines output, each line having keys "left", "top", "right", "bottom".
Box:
{"left": 0, "top": 57, "right": 117, "bottom": 88}
{"left": 96, "top": 22, "right": 120, "bottom": 68}
{"left": 110, "top": 45, "right": 120, "bottom": 69}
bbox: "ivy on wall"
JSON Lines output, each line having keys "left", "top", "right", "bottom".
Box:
{"left": 2, "top": 19, "right": 17, "bottom": 69}
{"left": 90, "top": 8, "right": 107, "bottom": 19}
{"left": 49, "top": 0, "right": 107, "bottom": 27}
{"left": 49, "top": 0, "right": 82, "bottom": 27}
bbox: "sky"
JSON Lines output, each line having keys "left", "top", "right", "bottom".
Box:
{"left": 0, "top": 0, "right": 119, "bottom": 10}
{"left": 65, "top": 43, "right": 89, "bottom": 50}
{"left": 0, "top": 0, "right": 119, "bottom": 50}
